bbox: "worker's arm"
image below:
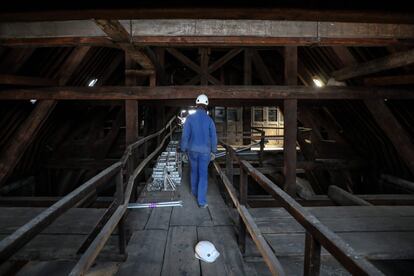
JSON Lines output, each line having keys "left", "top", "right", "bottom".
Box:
{"left": 180, "top": 118, "right": 191, "bottom": 152}
{"left": 209, "top": 119, "right": 218, "bottom": 153}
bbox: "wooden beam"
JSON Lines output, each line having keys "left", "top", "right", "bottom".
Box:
{"left": 283, "top": 46, "right": 298, "bottom": 196}
{"left": 0, "top": 74, "right": 58, "bottom": 86}
{"left": 200, "top": 48, "right": 209, "bottom": 85}
{"left": 1, "top": 85, "right": 413, "bottom": 100}
{"left": 208, "top": 48, "right": 243, "bottom": 74}
{"left": 3, "top": 20, "right": 414, "bottom": 47}
{"left": 0, "top": 100, "right": 55, "bottom": 186}
{"left": 125, "top": 56, "right": 139, "bottom": 145}
{"left": 94, "top": 19, "right": 154, "bottom": 70}
{"left": 364, "top": 74, "right": 414, "bottom": 86}
{"left": 251, "top": 50, "right": 277, "bottom": 85}
{"left": 333, "top": 48, "right": 414, "bottom": 81}
{"left": 243, "top": 49, "right": 252, "bottom": 145}
{"left": 328, "top": 185, "right": 372, "bottom": 206}
{"left": 166, "top": 48, "right": 221, "bottom": 84}
{"left": 0, "top": 48, "right": 34, "bottom": 73}
{"left": 3, "top": 36, "right": 411, "bottom": 48}
{"left": 364, "top": 99, "right": 414, "bottom": 175}
{"left": 381, "top": 174, "right": 414, "bottom": 193}
{"left": 57, "top": 46, "right": 91, "bottom": 85}
{"left": 0, "top": 46, "right": 90, "bottom": 186}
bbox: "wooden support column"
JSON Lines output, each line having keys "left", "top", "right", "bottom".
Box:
{"left": 243, "top": 49, "right": 252, "bottom": 145}
{"left": 200, "top": 48, "right": 209, "bottom": 85}
{"left": 283, "top": 46, "right": 298, "bottom": 196}
{"left": 304, "top": 232, "right": 321, "bottom": 276}
{"left": 238, "top": 168, "right": 248, "bottom": 254}
{"left": 364, "top": 99, "right": 414, "bottom": 175}
{"left": 125, "top": 56, "right": 139, "bottom": 145}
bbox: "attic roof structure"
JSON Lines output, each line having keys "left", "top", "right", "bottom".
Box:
{"left": 0, "top": 3, "right": 414, "bottom": 276}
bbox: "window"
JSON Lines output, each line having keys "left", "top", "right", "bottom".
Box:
{"left": 268, "top": 107, "right": 278, "bottom": 122}
{"left": 254, "top": 107, "right": 264, "bottom": 122}
{"left": 227, "top": 108, "right": 238, "bottom": 121}
{"left": 214, "top": 107, "right": 225, "bottom": 122}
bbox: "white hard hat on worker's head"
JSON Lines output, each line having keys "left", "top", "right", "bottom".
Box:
{"left": 195, "top": 241, "right": 220, "bottom": 263}
{"left": 196, "top": 94, "right": 209, "bottom": 106}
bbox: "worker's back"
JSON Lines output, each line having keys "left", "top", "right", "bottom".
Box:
{"left": 181, "top": 109, "right": 217, "bottom": 154}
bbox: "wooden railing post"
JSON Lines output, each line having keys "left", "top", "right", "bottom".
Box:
{"left": 116, "top": 170, "right": 126, "bottom": 255}
{"left": 225, "top": 148, "right": 234, "bottom": 183}
{"left": 304, "top": 231, "right": 321, "bottom": 276}
{"left": 238, "top": 168, "right": 248, "bottom": 254}
{"left": 259, "top": 130, "right": 265, "bottom": 166}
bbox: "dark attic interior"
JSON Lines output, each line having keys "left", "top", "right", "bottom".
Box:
{"left": 0, "top": 2, "right": 414, "bottom": 276}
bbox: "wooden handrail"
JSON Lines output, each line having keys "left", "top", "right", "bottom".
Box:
{"left": 0, "top": 115, "right": 177, "bottom": 274}
{"left": 70, "top": 119, "right": 177, "bottom": 276}
{"left": 212, "top": 161, "right": 285, "bottom": 276}
{"left": 0, "top": 161, "right": 122, "bottom": 263}
{"left": 217, "top": 140, "right": 384, "bottom": 275}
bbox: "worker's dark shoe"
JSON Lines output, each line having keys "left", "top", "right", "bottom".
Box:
{"left": 199, "top": 204, "right": 208, "bottom": 208}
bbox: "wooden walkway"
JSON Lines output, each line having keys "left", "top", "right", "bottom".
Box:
{"left": 117, "top": 166, "right": 258, "bottom": 276}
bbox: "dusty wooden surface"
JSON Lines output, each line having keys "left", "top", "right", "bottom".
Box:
{"left": 116, "top": 166, "right": 256, "bottom": 276}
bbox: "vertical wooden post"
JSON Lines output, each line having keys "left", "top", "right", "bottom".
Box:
{"left": 304, "top": 232, "right": 321, "bottom": 276}
{"left": 225, "top": 148, "right": 234, "bottom": 184}
{"left": 223, "top": 107, "right": 228, "bottom": 141}
{"left": 125, "top": 56, "right": 139, "bottom": 145}
{"left": 116, "top": 171, "right": 126, "bottom": 255}
{"left": 243, "top": 49, "right": 252, "bottom": 145}
{"left": 283, "top": 46, "right": 298, "bottom": 196}
{"left": 200, "top": 48, "right": 209, "bottom": 85}
{"left": 259, "top": 130, "right": 265, "bottom": 166}
{"left": 238, "top": 168, "right": 248, "bottom": 254}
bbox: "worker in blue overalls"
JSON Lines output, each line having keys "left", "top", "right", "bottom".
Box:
{"left": 181, "top": 94, "right": 217, "bottom": 208}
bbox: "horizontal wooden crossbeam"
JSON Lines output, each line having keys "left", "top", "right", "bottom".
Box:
{"left": 2, "top": 20, "right": 414, "bottom": 47}
{"left": 0, "top": 85, "right": 412, "bottom": 100}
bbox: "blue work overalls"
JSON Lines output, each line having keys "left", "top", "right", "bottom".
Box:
{"left": 181, "top": 108, "right": 217, "bottom": 206}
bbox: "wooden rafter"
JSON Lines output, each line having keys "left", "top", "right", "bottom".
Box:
{"left": 0, "top": 100, "right": 55, "bottom": 186}
{"left": 0, "top": 74, "right": 58, "bottom": 86}
{"left": 332, "top": 48, "right": 414, "bottom": 81}
{"left": 364, "top": 74, "right": 414, "bottom": 86}
{"left": 332, "top": 46, "right": 414, "bottom": 176}
{"left": 94, "top": 19, "right": 154, "bottom": 70}
{"left": 0, "top": 46, "right": 91, "bottom": 186}
{"left": 166, "top": 48, "right": 221, "bottom": 85}
{"left": 251, "top": 50, "right": 277, "bottom": 85}
{"left": 364, "top": 99, "right": 414, "bottom": 175}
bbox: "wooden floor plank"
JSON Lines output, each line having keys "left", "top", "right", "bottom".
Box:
{"left": 197, "top": 226, "right": 251, "bottom": 276}
{"left": 250, "top": 206, "right": 414, "bottom": 221}
{"left": 169, "top": 169, "right": 213, "bottom": 226}
{"left": 0, "top": 234, "right": 119, "bottom": 261}
{"left": 125, "top": 208, "right": 152, "bottom": 232}
{"left": 0, "top": 208, "right": 105, "bottom": 235}
{"left": 145, "top": 207, "right": 172, "bottom": 230}
{"left": 117, "top": 230, "right": 168, "bottom": 276}
{"left": 161, "top": 226, "right": 200, "bottom": 276}
{"left": 196, "top": 227, "right": 228, "bottom": 276}
{"left": 262, "top": 232, "right": 414, "bottom": 260}
{"left": 256, "top": 216, "right": 414, "bottom": 234}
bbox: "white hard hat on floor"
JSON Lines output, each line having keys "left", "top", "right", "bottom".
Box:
{"left": 196, "top": 94, "right": 209, "bottom": 106}
{"left": 195, "top": 241, "right": 220, "bottom": 263}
